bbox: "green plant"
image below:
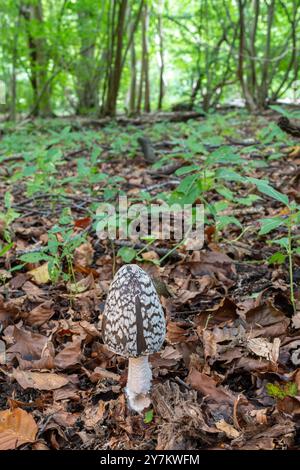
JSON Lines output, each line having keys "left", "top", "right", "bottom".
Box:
{"left": 0, "top": 193, "right": 20, "bottom": 258}
{"left": 249, "top": 177, "right": 299, "bottom": 312}
{"left": 266, "top": 382, "right": 298, "bottom": 400}
{"left": 18, "top": 211, "right": 87, "bottom": 283}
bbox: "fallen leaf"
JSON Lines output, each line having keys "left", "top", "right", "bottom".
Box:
{"left": 247, "top": 337, "right": 281, "bottom": 363}
{"left": 215, "top": 419, "right": 240, "bottom": 439}
{"left": 74, "top": 217, "right": 92, "bottom": 229}
{"left": 10, "top": 273, "right": 30, "bottom": 289}
{"left": 13, "top": 370, "right": 69, "bottom": 390}
{"left": 22, "top": 300, "right": 54, "bottom": 327}
{"left": 54, "top": 337, "right": 82, "bottom": 369}
{"left": 88, "top": 367, "right": 120, "bottom": 383}
{"left": 0, "top": 340, "right": 6, "bottom": 364}
{"left": 246, "top": 301, "right": 287, "bottom": 327}
{"left": 288, "top": 145, "right": 300, "bottom": 158}
{"left": 166, "top": 321, "right": 197, "bottom": 344}
{"left": 74, "top": 241, "right": 94, "bottom": 267}
{"left": 67, "top": 273, "right": 95, "bottom": 294}
{"left": 186, "top": 368, "right": 234, "bottom": 404}
{"left": 22, "top": 281, "right": 47, "bottom": 302}
{"left": 28, "top": 262, "right": 50, "bottom": 285}
{"left": 0, "top": 408, "right": 38, "bottom": 450}
{"left": 292, "top": 313, "right": 300, "bottom": 329}
{"left": 6, "top": 326, "right": 52, "bottom": 363}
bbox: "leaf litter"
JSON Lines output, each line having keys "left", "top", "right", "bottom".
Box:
{"left": 0, "top": 114, "right": 299, "bottom": 450}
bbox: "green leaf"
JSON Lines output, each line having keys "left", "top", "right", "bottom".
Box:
{"left": 248, "top": 178, "right": 289, "bottom": 206}
{"left": 216, "top": 168, "right": 244, "bottom": 182}
{"left": 117, "top": 247, "right": 136, "bottom": 263}
{"left": 19, "top": 252, "right": 50, "bottom": 263}
{"left": 4, "top": 192, "right": 12, "bottom": 209}
{"left": 144, "top": 409, "right": 154, "bottom": 424}
{"left": 259, "top": 217, "right": 284, "bottom": 235}
{"left": 236, "top": 195, "right": 261, "bottom": 206}
{"left": 272, "top": 237, "right": 289, "bottom": 250}
{"left": 216, "top": 186, "right": 234, "bottom": 201}
{"left": 0, "top": 242, "right": 13, "bottom": 257}
{"left": 216, "top": 215, "right": 242, "bottom": 230}
{"left": 268, "top": 252, "right": 286, "bottom": 265}
{"left": 285, "top": 382, "right": 298, "bottom": 397}
{"left": 175, "top": 164, "right": 199, "bottom": 176}
{"left": 266, "top": 383, "right": 285, "bottom": 400}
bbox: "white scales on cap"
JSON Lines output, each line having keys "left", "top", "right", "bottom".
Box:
{"left": 102, "top": 264, "right": 166, "bottom": 412}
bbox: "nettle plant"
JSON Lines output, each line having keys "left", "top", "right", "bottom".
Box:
{"left": 256, "top": 180, "right": 300, "bottom": 313}
{"left": 0, "top": 192, "right": 20, "bottom": 256}
{"left": 161, "top": 143, "right": 258, "bottom": 235}
{"left": 11, "top": 146, "right": 65, "bottom": 196}
{"left": 19, "top": 211, "right": 87, "bottom": 283}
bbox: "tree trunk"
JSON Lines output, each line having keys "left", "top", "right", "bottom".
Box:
{"left": 143, "top": 2, "right": 150, "bottom": 112}
{"left": 157, "top": 0, "right": 165, "bottom": 110}
{"left": 103, "top": 0, "right": 128, "bottom": 116}
{"left": 237, "top": 0, "right": 256, "bottom": 111}
{"left": 129, "top": 35, "right": 137, "bottom": 115}
{"left": 21, "top": 0, "right": 52, "bottom": 117}
{"left": 76, "top": 6, "right": 100, "bottom": 115}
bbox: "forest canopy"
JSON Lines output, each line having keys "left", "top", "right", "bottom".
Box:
{"left": 1, "top": 0, "right": 300, "bottom": 118}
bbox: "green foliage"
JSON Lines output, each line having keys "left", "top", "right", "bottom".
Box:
{"left": 18, "top": 210, "right": 87, "bottom": 284}
{"left": 144, "top": 409, "right": 154, "bottom": 424}
{"left": 117, "top": 246, "right": 137, "bottom": 263}
{"left": 266, "top": 382, "right": 298, "bottom": 400}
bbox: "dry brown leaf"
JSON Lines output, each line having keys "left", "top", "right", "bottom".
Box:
{"left": 166, "top": 321, "right": 197, "bottom": 344}
{"left": 202, "top": 323, "right": 245, "bottom": 363}
{"left": 0, "top": 408, "right": 38, "bottom": 450}
{"left": 10, "top": 273, "right": 30, "bottom": 289}
{"left": 188, "top": 250, "right": 237, "bottom": 279}
{"left": 13, "top": 369, "right": 69, "bottom": 390}
{"left": 246, "top": 301, "right": 287, "bottom": 327}
{"left": 67, "top": 273, "right": 95, "bottom": 294}
{"left": 288, "top": 145, "right": 300, "bottom": 158}
{"left": 249, "top": 408, "right": 268, "bottom": 425}
{"left": 54, "top": 337, "right": 82, "bottom": 369}
{"left": 0, "top": 340, "right": 6, "bottom": 364}
{"left": 89, "top": 367, "right": 120, "bottom": 383}
{"left": 22, "top": 281, "right": 47, "bottom": 302}
{"left": 247, "top": 337, "right": 281, "bottom": 363}
{"left": 0, "top": 296, "right": 23, "bottom": 323}
{"left": 215, "top": 419, "right": 240, "bottom": 439}
{"left": 83, "top": 402, "right": 107, "bottom": 429}
{"left": 6, "top": 326, "right": 52, "bottom": 363}
{"left": 292, "top": 313, "right": 300, "bottom": 329}
{"left": 23, "top": 300, "right": 54, "bottom": 326}
{"left": 74, "top": 242, "right": 94, "bottom": 267}
{"left": 32, "top": 441, "right": 49, "bottom": 450}
{"left": 28, "top": 262, "right": 50, "bottom": 285}
{"left": 142, "top": 250, "right": 159, "bottom": 261}
{"left": 186, "top": 367, "right": 234, "bottom": 404}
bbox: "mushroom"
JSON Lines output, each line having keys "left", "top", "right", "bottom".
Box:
{"left": 101, "top": 264, "right": 166, "bottom": 412}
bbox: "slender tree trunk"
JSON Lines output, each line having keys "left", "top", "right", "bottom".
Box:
{"left": 129, "top": 35, "right": 137, "bottom": 115}
{"left": 76, "top": 6, "right": 101, "bottom": 115}
{"left": 157, "top": 0, "right": 165, "bottom": 110}
{"left": 103, "top": 0, "right": 128, "bottom": 116}
{"left": 258, "top": 0, "right": 275, "bottom": 108}
{"left": 10, "top": 9, "right": 21, "bottom": 121}
{"left": 248, "top": 0, "right": 259, "bottom": 99}
{"left": 237, "top": 0, "right": 256, "bottom": 111}
{"left": 21, "top": 0, "right": 52, "bottom": 117}
{"left": 143, "top": 2, "right": 150, "bottom": 112}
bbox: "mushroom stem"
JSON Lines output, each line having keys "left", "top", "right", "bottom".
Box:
{"left": 125, "top": 356, "right": 152, "bottom": 413}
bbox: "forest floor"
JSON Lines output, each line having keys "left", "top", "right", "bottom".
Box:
{"left": 0, "top": 110, "right": 299, "bottom": 450}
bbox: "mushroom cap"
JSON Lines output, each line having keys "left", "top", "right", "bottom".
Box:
{"left": 102, "top": 264, "right": 166, "bottom": 357}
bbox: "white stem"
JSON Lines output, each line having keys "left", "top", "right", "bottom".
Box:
{"left": 125, "top": 356, "right": 152, "bottom": 413}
